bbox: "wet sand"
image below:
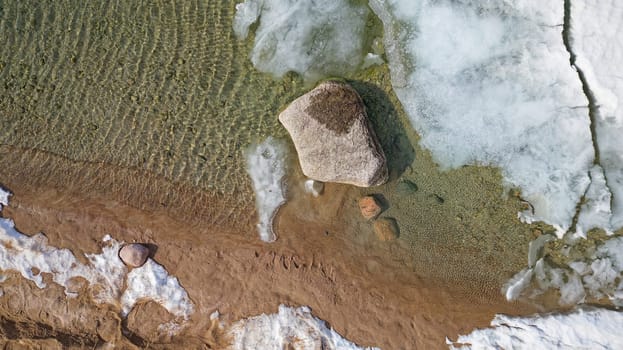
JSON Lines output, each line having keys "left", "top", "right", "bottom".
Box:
{"left": 0, "top": 138, "right": 542, "bottom": 349}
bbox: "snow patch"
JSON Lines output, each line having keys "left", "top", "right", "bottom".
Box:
{"left": 120, "top": 259, "right": 194, "bottom": 319}
{"left": 0, "top": 189, "right": 193, "bottom": 332}
{"left": 228, "top": 305, "right": 379, "bottom": 350}
{"left": 245, "top": 137, "right": 288, "bottom": 242}
{"left": 157, "top": 321, "right": 185, "bottom": 337}
{"left": 233, "top": 0, "right": 369, "bottom": 83}
{"left": 449, "top": 307, "right": 623, "bottom": 349}
{"left": 506, "top": 236, "right": 623, "bottom": 306}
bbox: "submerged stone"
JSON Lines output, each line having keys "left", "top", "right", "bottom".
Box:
{"left": 279, "top": 81, "right": 388, "bottom": 187}
{"left": 359, "top": 195, "right": 382, "bottom": 220}
{"left": 373, "top": 217, "right": 399, "bottom": 241}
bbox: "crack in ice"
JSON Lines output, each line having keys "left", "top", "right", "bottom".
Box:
{"left": 563, "top": 0, "right": 616, "bottom": 236}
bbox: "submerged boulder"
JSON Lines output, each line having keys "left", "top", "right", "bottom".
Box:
{"left": 359, "top": 195, "right": 382, "bottom": 220}
{"left": 279, "top": 81, "right": 388, "bottom": 187}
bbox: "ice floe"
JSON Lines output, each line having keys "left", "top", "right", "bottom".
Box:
{"left": 498, "top": 0, "right": 623, "bottom": 306}
{"left": 576, "top": 165, "right": 613, "bottom": 237}
{"left": 449, "top": 307, "right": 623, "bottom": 349}
{"left": 365, "top": 0, "right": 623, "bottom": 310}
{"left": 245, "top": 137, "right": 289, "bottom": 242}
{"left": 233, "top": 0, "right": 370, "bottom": 83}
{"left": 569, "top": 0, "right": 623, "bottom": 230}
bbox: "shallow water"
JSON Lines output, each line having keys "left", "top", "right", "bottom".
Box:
{"left": 0, "top": 0, "right": 536, "bottom": 285}
{"left": 0, "top": 0, "right": 306, "bottom": 204}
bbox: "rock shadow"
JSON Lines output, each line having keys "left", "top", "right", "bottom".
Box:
{"left": 143, "top": 243, "right": 159, "bottom": 259}
{"left": 348, "top": 80, "right": 415, "bottom": 181}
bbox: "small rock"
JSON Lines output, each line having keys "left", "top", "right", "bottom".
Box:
{"left": 304, "top": 179, "right": 325, "bottom": 197}
{"left": 396, "top": 179, "right": 418, "bottom": 194}
{"left": 359, "top": 195, "right": 382, "bottom": 220}
{"left": 119, "top": 243, "right": 150, "bottom": 268}
{"left": 373, "top": 218, "right": 399, "bottom": 241}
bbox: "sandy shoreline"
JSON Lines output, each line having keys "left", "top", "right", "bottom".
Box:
{"left": 0, "top": 145, "right": 541, "bottom": 349}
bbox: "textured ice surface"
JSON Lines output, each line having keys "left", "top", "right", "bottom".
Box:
{"left": 120, "top": 259, "right": 194, "bottom": 319}
{"left": 505, "top": 236, "right": 623, "bottom": 306}
{"left": 245, "top": 137, "right": 288, "bottom": 242}
{"left": 0, "top": 218, "right": 126, "bottom": 302}
{"left": 233, "top": 0, "right": 369, "bottom": 83}
{"left": 369, "top": 0, "right": 593, "bottom": 234}
{"left": 570, "top": 0, "right": 623, "bottom": 230}
{"left": 503, "top": 268, "right": 533, "bottom": 301}
{"left": 228, "top": 305, "right": 379, "bottom": 350}
{"left": 576, "top": 165, "right": 613, "bottom": 237}
{"left": 449, "top": 307, "right": 623, "bottom": 349}
{"left": 0, "top": 192, "right": 193, "bottom": 331}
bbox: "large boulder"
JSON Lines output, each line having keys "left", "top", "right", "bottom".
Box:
{"left": 279, "top": 81, "right": 388, "bottom": 187}
{"left": 373, "top": 218, "right": 399, "bottom": 241}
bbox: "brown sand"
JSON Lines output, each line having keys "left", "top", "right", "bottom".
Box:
{"left": 0, "top": 145, "right": 541, "bottom": 349}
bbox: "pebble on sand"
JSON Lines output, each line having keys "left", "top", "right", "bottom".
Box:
{"left": 359, "top": 195, "right": 382, "bottom": 220}
{"left": 373, "top": 218, "right": 399, "bottom": 241}
{"left": 119, "top": 243, "right": 150, "bottom": 268}
{"left": 304, "top": 179, "right": 325, "bottom": 197}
